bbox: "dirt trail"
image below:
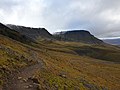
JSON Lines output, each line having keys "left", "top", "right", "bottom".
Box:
{"left": 3, "top": 51, "right": 45, "bottom": 90}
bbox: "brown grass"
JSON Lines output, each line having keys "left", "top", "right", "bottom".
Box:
{"left": 0, "top": 36, "right": 120, "bottom": 90}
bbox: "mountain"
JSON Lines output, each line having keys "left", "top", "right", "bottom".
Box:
{"left": 54, "top": 30, "right": 104, "bottom": 44}
{"left": 0, "top": 23, "right": 32, "bottom": 43}
{"left": 1, "top": 32, "right": 120, "bottom": 90}
{"left": 1, "top": 23, "right": 120, "bottom": 90}
{"left": 7, "top": 24, "right": 53, "bottom": 40}
{"left": 6, "top": 25, "right": 103, "bottom": 44}
{"left": 103, "top": 38, "right": 120, "bottom": 45}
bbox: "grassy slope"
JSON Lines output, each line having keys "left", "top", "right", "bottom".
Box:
{"left": 32, "top": 40, "right": 120, "bottom": 90}
{"left": 0, "top": 36, "right": 120, "bottom": 90}
{"left": 0, "top": 35, "right": 36, "bottom": 86}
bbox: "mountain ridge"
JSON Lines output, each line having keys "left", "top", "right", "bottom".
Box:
{"left": 54, "top": 30, "right": 104, "bottom": 44}
{"left": 7, "top": 24, "right": 53, "bottom": 40}
{"left": 0, "top": 23, "right": 32, "bottom": 44}
{"left": 6, "top": 23, "right": 104, "bottom": 44}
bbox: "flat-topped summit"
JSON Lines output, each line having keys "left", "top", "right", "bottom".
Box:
{"left": 54, "top": 30, "right": 103, "bottom": 44}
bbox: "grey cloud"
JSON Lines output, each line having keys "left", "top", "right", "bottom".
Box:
{"left": 0, "top": 0, "right": 120, "bottom": 38}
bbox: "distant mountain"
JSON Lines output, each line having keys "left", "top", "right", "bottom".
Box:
{"left": 103, "top": 38, "right": 120, "bottom": 45}
{"left": 0, "top": 23, "right": 32, "bottom": 43}
{"left": 54, "top": 30, "right": 104, "bottom": 44}
{"left": 7, "top": 24, "right": 53, "bottom": 40}
{"left": 5, "top": 24, "right": 104, "bottom": 44}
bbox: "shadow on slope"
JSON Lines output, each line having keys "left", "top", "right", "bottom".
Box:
{"left": 73, "top": 45, "right": 120, "bottom": 63}
{"left": 0, "top": 23, "right": 33, "bottom": 44}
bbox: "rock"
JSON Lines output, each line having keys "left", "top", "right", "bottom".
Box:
{"left": 55, "top": 84, "right": 59, "bottom": 88}
{"left": 18, "top": 77, "right": 22, "bottom": 80}
{"left": 24, "top": 85, "right": 29, "bottom": 89}
{"left": 59, "top": 74, "right": 67, "bottom": 78}
{"left": 28, "top": 85, "right": 33, "bottom": 88}
{"left": 28, "top": 77, "right": 39, "bottom": 84}
{"left": 20, "top": 80, "right": 23, "bottom": 83}
{"left": 33, "top": 83, "right": 40, "bottom": 89}
{"left": 24, "top": 85, "right": 33, "bottom": 89}
{"left": 23, "top": 78, "right": 28, "bottom": 82}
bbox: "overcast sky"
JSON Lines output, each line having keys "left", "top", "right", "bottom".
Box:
{"left": 0, "top": 0, "right": 120, "bottom": 38}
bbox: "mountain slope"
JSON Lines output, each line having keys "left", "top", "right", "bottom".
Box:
{"left": 0, "top": 34, "right": 38, "bottom": 88}
{"left": 0, "top": 24, "right": 120, "bottom": 90}
{"left": 0, "top": 23, "right": 32, "bottom": 44}
{"left": 7, "top": 24, "right": 53, "bottom": 40}
{"left": 1, "top": 35, "right": 120, "bottom": 90}
{"left": 54, "top": 30, "right": 103, "bottom": 44}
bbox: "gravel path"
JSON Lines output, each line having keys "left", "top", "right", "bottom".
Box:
{"left": 3, "top": 51, "right": 45, "bottom": 90}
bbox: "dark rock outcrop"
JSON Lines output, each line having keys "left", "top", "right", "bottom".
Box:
{"left": 54, "top": 30, "right": 103, "bottom": 44}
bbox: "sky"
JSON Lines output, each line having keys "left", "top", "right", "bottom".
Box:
{"left": 0, "top": 0, "right": 120, "bottom": 38}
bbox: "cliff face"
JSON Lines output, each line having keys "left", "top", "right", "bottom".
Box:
{"left": 7, "top": 24, "right": 53, "bottom": 40}
{"left": 54, "top": 30, "right": 103, "bottom": 44}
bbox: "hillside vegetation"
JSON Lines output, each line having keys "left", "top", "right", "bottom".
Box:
{"left": 0, "top": 35, "right": 37, "bottom": 86}
{"left": 1, "top": 35, "right": 120, "bottom": 89}
{"left": 0, "top": 23, "right": 120, "bottom": 90}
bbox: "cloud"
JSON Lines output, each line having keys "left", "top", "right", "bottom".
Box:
{"left": 0, "top": 0, "right": 120, "bottom": 38}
